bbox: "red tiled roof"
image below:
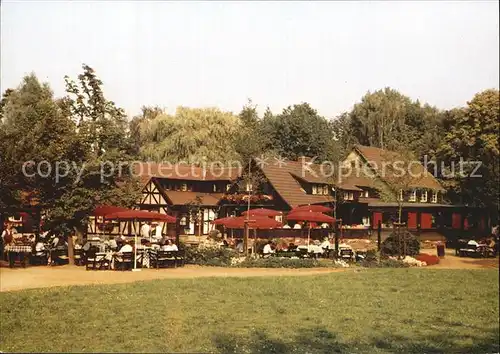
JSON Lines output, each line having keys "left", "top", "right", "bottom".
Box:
{"left": 353, "top": 145, "right": 445, "bottom": 191}
{"left": 164, "top": 191, "right": 223, "bottom": 206}
{"left": 259, "top": 160, "right": 334, "bottom": 209}
{"left": 336, "top": 174, "right": 374, "bottom": 191}
{"left": 132, "top": 162, "right": 242, "bottom": 182}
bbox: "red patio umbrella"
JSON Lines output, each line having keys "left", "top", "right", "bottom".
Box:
{"left": 242, "top": 208, "right": 282, "bottom": 218}
{"left": 211, "top": 216, "right": 238, "bottom": 225}
{"left": 105, "top": 210, "right": 176, "bottom": 271}
{"left": 93, "top": 205, "right": 132, "bottom": 217}
{"left": 287, "top": 211, "right": 335, "bottom": 246}
{"left": 290, "top": 205, "right": 333, "bottom": 213}
{"left": 222, "top": 215, "right": 282, "bottom": 229}
{"left": 105, "top": 210, "right": 176, "bottom": 223}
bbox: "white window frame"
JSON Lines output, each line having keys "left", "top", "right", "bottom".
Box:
{"left": 323, "top": 185, "right": 329, "bottom": 195}
{"left": 420, "top": 190, "right": 428, "bottom": 202}
{"left": 245, "top": 182, "right": 253, "bottom": 192}
{"left": 398, "top": 190, "right": 403, "bottom": 201}
{"left": 409, "top": 189, "right": 416, "bottom": 202}
{"left": 181, "top": 183, "right": 187, "bottom": 192}
{"left": 363, "top": 190, "right": 369, "bottom": 198}
{"left": 312, "top": 185, "right": 318, "bottom": 195}
{"left": 226, "top": 184, "right": 231, "bottom": 192}
{"left": 431, "top": 191, "right": 438, "bottom": 203}
{"left": 346, "top": 192, "right": 354, "bottom": 201}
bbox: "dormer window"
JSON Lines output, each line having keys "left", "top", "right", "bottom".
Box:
{"left": 312, "top": 185, "right": 318, "bottom": 195}
{"left": 345, "top": 192, "right": 354, "bottom": 201}
{"left": 246, "top": 182, "right": 253, "bottom": 192}
{"left": 409, "top": 189, "right": 416, "bottom": 202}
{"left": 431, "top": 191, "right": 438, "bottom": 203}
{"left": 420, "top": 190, "right": 428, "bottom": 202}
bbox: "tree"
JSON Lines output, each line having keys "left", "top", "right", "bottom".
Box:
{"left": 340, "top": 88, "right": 444, "bottom": 158}
{"left": 261, "top": 103, "right": 334, "bottom": 161}
{"left": 129, "top": 105, "right": 165, "bottom": 156}
{"left": 63, "top": 64, "right": 129, "bottom": 156}
{"left": 1, "top": 69, "right": 141, "bottom": 256}
{"left": 437, "top": 89, "right": 500, "bottom": 222}
{"left": 137, "top": 106, "right": 242, "bottom": 163}
{"left": 234, "top": 99, "right": 271, "bottom": 163}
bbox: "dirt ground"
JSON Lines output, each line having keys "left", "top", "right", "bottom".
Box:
{"left": 0, "top": 265, "right": 345, "bottom": 292}
{"left": 1, "top": 251, "right": 497, "bottom": 292}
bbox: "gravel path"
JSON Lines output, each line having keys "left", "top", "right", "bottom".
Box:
{"left": 0, "top": 265, "right": 345, "bottom": 292}
{"left": 1, "top": 252, "right": 497, "bottom": 292}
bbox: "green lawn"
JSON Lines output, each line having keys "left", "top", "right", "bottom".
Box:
{"left": 1, "top": 269, "right": 498, "bottom": 353}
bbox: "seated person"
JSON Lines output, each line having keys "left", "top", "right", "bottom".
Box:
{"left": 235, "top": 239, "right": 244, "bottom": 253}
{"left": 287, "top": 243, "right": 297, "bottom": 251}
{"left": 82, "top": 241, "right": 92, "bottom": 252}
{"left": 34, "top": 239, "right": 46, "bottom": 256}
{"left": 108, "top": 238, "right": 118, "bottom": 251}
{"left": 118, "top": 241, "right": 133, "bottom": 253}
{"left": 262, "top": 241, "right": 275, "bottom": 256}
{"left": 320, "top": 237, "right": 331, "bottom": 250}
{"left": 467, "top": 239, "right": 480, "bottom": 247}
{"left": 161, "top": 239, "right": 178, "bottom": 252}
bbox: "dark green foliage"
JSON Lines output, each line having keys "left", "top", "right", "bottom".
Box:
{"left": 261, "top": 103, "right": 337, "bottom": 161}
{"left": 381, "top": 230, "right": 420, "bottom": 257}
{"left": 184, "top": 246, "right": 237, "bottom": 266}
{"left": 436, "top": 90, "right": 499, "bottom": 221}
{"left": 235, "top": 257, "right": 328, "bottom": 268}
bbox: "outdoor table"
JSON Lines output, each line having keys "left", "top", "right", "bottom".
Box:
{"left": 5, "top": 244, "right": 32, "bottom": 268}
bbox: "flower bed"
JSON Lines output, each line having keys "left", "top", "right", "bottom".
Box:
{"left": 415, "top": 253, "right": 440, "bottom": 266}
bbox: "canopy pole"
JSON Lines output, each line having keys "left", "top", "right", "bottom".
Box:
{"left": 132, "top": 218, "right": 141, "bottom": 272}
{"left": 307, "top": 224, "right": 311, "bottom": 248}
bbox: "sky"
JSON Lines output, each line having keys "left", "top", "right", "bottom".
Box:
{"left": 1, "top": 1, "right": 499, "bottom": 118}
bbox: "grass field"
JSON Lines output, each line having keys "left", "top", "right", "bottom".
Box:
{"left": 1, "top": 269, "right": 498, "bottom": 353}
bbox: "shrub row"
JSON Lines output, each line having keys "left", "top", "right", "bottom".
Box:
{"left": 235, "top": 257, "right": 329, "bottom": 269}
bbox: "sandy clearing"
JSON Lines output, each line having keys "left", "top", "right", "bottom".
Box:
{"left": 1, "top": 250, "right": 497, "bottom": 292}
{"left": 0, "top": 265, "right": 346, "bottom": 292}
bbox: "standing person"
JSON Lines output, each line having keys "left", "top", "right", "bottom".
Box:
{"left": 1, "top": 223, "right": 13, "bottom": 261}
{"left": 140, "top": 222, "right": 151, "bottom": 241}
{"left": 153, "top": 222, "right": 163, "bottom": 242}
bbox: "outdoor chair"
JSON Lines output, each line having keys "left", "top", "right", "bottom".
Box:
{"left": 339, "top": 248, "right": 354, "bottom": 261}
{"left": 297, "top": 248, "right": 309, "bottom": 259}
{"left": 53, "top": 248, "right": 69, "bottom": 266}
{"left": 456, "top": 239, "right": 469, "bottom": 257}
{"left": 151, "top": 250, "right": 177, "bottom": 269}
{"left": 85, "top": 247, "right": 108, "bottom": 270}
{"left": 175, "top": 250, "right": 185, "bottom": 267}
{"left": 461, "top": 244, "right": 480, "bottom": 258}
{"left": 30, "top": 250, "right": 48, "bottom": 266}
{"left": 114, "top": 252, "right": 134, "bottom": 271}
{"left": 73, "top": 249, "right": 83, "bottom": 266}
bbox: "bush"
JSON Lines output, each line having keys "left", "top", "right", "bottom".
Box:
{"left": 360, "top": 257, "right": 410, "bottom": 268}
{"left": 381, "top": 230, "right": 420, "bottom": 257}
{"left": 415, "top": 253, "right": 440, "bottom": 266}
{"left": 235, "top": 257, "right": 328, "bottom": 268}
{"left": 184, "top": 246, "right": 237, "bottom": 267}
